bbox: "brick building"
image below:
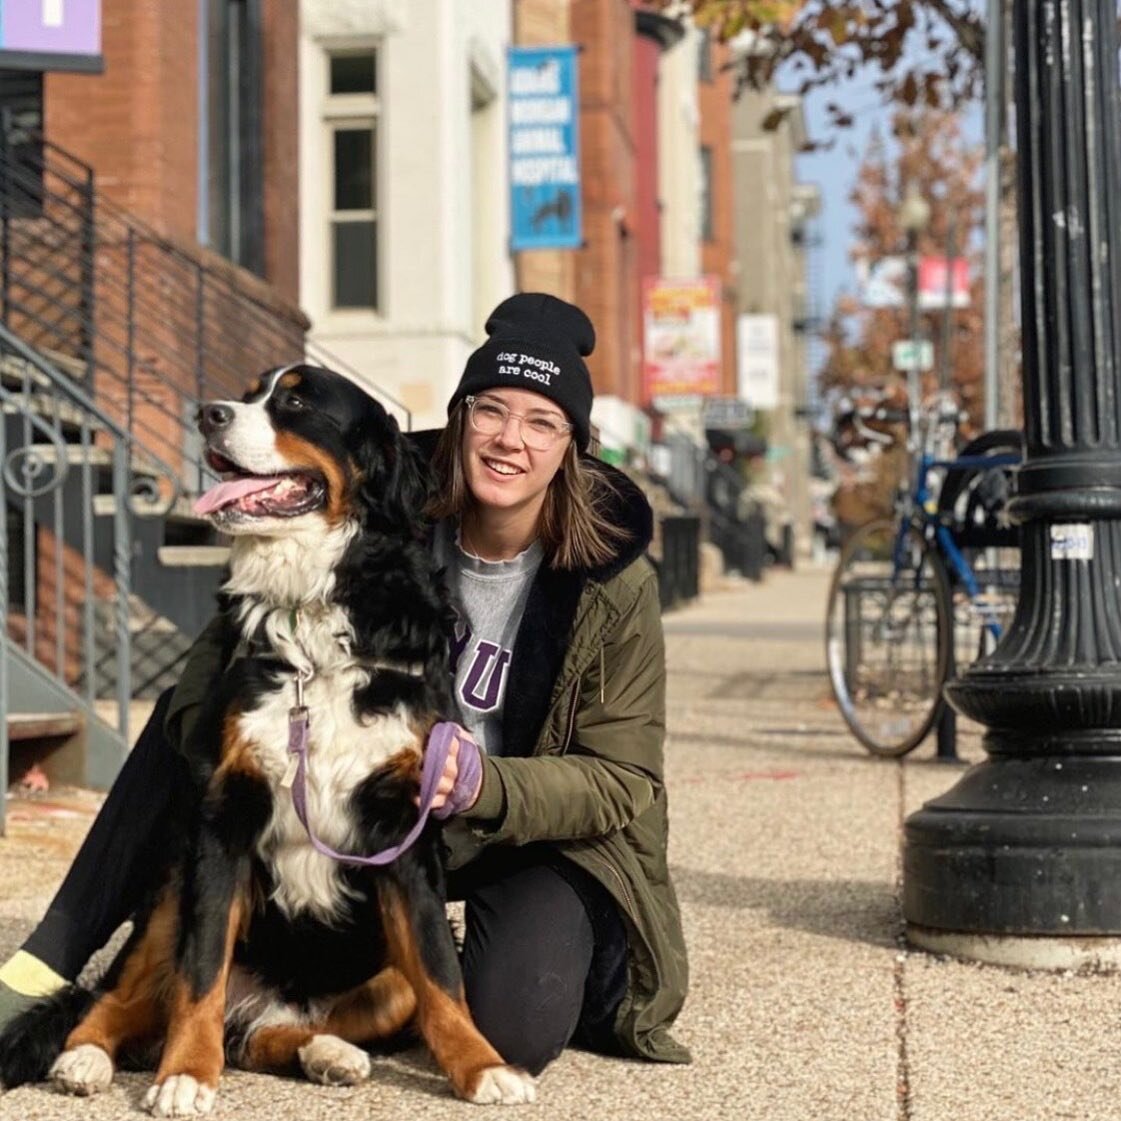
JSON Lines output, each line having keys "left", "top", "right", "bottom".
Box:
{"left": 45, "top": 0, "right": 300, "bottom": 304}
{"left": 697, "top": 30, "right": 737, "bottom": 397}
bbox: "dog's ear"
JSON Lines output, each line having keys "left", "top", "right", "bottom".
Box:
{"left": 355, "top": 414, "right": 431, "bottom": 537}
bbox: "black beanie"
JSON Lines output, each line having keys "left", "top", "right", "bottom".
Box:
{"left": 448, "top": 293, "right": 595, "bottom": 450}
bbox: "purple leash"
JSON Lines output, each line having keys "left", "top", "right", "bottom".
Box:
{"left": 284, "top": 704, "right": 464, "bottom": 868}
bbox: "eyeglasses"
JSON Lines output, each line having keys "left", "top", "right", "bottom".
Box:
{"left": 465, "top": 395, "right": 572, "bottom": 451}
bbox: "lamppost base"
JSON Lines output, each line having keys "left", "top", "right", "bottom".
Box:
{"left": 905, "top": 925, "right": 1121, "bottom": 972}
{"left": 903, "top": 755, "right": 1121, "bottom": 934}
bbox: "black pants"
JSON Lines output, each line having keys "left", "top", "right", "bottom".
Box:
{"left": 21, "top": 690, "right": 627, "bottom": 1076}
{"left": 449, "top": 847, "right": 628, "bottom": 1075}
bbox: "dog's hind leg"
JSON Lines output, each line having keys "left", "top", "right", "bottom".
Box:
{"left": 378, "top": 878, "right": 536, "bottom": 1105}
{"left": 238, "top": 966, "right": 417, "bottom": 1085}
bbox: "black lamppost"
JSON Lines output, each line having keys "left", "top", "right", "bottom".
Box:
{"left": 903, "top": 0, "right": 1121, "bottom": 966}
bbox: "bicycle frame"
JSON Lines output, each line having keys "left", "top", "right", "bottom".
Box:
{"left": 891, "top": 450, "right": 1021, "bottom": 641}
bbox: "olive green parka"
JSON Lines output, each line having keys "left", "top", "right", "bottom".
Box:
{"left": 164, "top": 453, "right": 690, "bottom": 1065}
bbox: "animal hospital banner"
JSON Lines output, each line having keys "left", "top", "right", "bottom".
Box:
{"left": 507, "top": 45, "right": 582, "bottom": 251}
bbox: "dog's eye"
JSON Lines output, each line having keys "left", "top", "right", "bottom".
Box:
{"left": 281, "top": 392, "right": 306, "bottom": 411}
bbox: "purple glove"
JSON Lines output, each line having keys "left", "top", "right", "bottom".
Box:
{"left": 428, "top": 721, "right": 483, "bottom": 820}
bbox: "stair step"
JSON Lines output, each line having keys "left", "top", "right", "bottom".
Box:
{"left": 157, "top": 545, "right": 230, "bottom": 567}
{"left": 8, "top": 711, "right": 83, "bottom": 741}
{"left": 0, "top": 353, "right": 53, "bottom": 391}
{"left": 37, "top": 347, "right": 89, "bottom": 381}
{"left": 91, "top": 493, "right": 206, "bottom": 519}
{"left": 1, "top": 395, "right": 103, "bottom": 433}
{"left": 25, "top": 442, "right": 113, "bottom": 467}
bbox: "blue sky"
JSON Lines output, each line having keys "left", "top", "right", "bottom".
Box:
{"left": 792, "top": 60, "right": 985, "bottom": 320}
{"left": 796, "top": 74, "right": 895, "bottom": 315}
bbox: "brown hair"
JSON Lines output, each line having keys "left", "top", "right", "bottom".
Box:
{"left": 425, "top": 403, "right": 630, "bottom": 571}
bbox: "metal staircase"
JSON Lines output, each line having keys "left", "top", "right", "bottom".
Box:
{"left": 0, "top": 322, "right": 168, "bottom": 827}
{"left": 0, "top": 123, "right": 409, "bottom": 822}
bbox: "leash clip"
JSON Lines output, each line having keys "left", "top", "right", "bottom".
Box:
{"left": 292, "top": 666, "right": 312, "bottom": 714}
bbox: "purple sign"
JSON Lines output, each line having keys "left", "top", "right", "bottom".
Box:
{"left": 1, "top": 0, "right": 101, "bottom": 61}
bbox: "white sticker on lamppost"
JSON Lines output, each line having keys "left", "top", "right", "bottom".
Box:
{"left": 1050, "top": 524, "right": 1094, "bottom": 560}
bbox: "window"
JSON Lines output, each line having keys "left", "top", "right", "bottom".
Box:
{"left": 204, "top": 0, "right": 264, "bottom": 275}
{"left": 325, "top": 50, "right": 379, "bottom": 310}
{"left": 331, "top": 54, "right": 376, "bottom": 95}
{"left": 0, "top": 70, "right": 44, "bottom": 219}
{"left": 700, "top": 145, "right": 714, "bottom": 242}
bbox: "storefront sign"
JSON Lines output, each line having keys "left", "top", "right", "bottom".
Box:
{"left": 508, "top": 45, "right": 582, "bottom": 251}
{"left": 737, "top": 314, "right": 780, "bottom": 411}
{"left": 643, "top": 276, "right": 721, "bottom": 405}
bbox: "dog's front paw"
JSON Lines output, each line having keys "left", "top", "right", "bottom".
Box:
{"left": 466, "top": 1064, "right": 537, "bottom": 1105}
{"left": 298, "top": 1034, "right": 371, "bottom": 1086}
{"left": 50, "top": 1043, "right": 114, "bottom": 1096}
{"left": 144, "top": 1074, "right": 216, "bottom": 1117}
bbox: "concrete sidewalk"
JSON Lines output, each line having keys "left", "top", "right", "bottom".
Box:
{"left": 2, "top": 567, "right": 1120, "bottom": 1120}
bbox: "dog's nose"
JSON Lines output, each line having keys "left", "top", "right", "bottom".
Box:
{"left": 198, "top": 403, "right": 234, "bottom": 436}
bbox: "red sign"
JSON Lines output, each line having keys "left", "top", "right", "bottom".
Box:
{"left": 642, "top": 276, "right": 721, "bottom": 405}
{"left": 918, "top": 257, "right": 970, "bottom": 309}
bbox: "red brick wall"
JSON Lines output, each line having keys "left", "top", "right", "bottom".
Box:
{"left": 699, "top": 38, "right": 737, "bottom": 396}
{"left": 261, "top": 0, "right": 299, "bottom": 304}
{"left": 632, "top": 30, "right": 660, "bottom": 396}
{"left": 44, "top": 0, "right": 299, "bottom": 304}
{"left": 47, "top": 0, "right": 199, "bottom": 242}
{"left": 571, "top": 0, "right": 638, "bottom": 403}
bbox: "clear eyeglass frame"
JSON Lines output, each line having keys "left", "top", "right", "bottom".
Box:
{"left": 464, "top": 394, "right": 572, "bottom": 451}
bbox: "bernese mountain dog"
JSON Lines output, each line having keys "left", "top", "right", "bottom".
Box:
{"left": 0, "top": 365, "right": 536, "bottom": 1112}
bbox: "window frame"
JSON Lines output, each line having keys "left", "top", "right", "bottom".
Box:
{"left": 323, "top": 46, "right": 381, "bottom": 313}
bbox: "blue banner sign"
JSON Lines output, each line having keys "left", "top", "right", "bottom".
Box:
{"left": 508, "top": 45, "right": 581, "bottom": 251}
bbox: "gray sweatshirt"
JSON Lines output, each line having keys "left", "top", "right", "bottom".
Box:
{"left": 434, "top": 519, "right": 544, "bottom": 756}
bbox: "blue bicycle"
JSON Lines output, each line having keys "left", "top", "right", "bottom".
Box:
{"left": 825, "top": 397, "right": 1023, "bottom": 756}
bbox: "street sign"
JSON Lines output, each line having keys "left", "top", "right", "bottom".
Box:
{"left": 702, "top": 396, "right": 754, "bottom": 430}
{"left": 858, "top": 256, "right": 908, "bottom": 309}
{"left": 858, "top": 255, "right": 971, "bottom": 310}
{"left": 652, "top": 393, "right": 703, "bottom": 413}
{"left": 892, "top": 339, "right": 934, "bottom": 373}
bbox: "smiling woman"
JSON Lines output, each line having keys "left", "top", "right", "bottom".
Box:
{"left": 0, "top": 294, "right": 690, "bottom": 1089}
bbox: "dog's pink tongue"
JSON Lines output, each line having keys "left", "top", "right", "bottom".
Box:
{"left": 193, "top": 476, "right": 282, "bottom": 515}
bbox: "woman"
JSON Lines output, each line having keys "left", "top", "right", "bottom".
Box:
{"left": 0, "top": 293, "right": 690, "bottom": 1076}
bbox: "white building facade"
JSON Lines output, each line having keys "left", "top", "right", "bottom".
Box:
{"left": 299, "top": 0, "right": 515, "bottom": 430}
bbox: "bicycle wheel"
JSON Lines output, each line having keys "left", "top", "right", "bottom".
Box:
{"left": 825, "top": 518, "right": 953, "bottom": 757}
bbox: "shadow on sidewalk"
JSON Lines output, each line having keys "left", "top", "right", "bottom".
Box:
{"left": 671, "top": 867, "right": 898, "bottom": 949}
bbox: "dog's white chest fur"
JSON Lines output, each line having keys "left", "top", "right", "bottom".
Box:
{"left": 234, "top": 604, "right": 420, "bottom": 923}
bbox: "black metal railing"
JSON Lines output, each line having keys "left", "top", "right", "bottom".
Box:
{"left": 0, "top": 322, "right": 178, "bottom": 826}
{"left": 0, "top": 119, "right": 410, "bottom": 506}
{"left": 0, "top": 123, "right": 412, "bottom": 711}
